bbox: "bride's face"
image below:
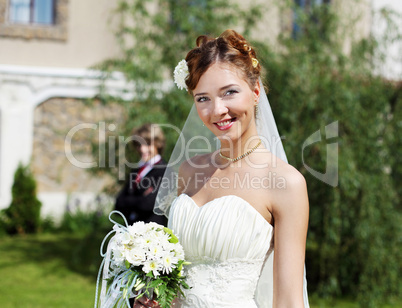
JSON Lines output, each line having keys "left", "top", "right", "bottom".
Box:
{"left": 193, "top": 62, "right": 260, "bottom": 143}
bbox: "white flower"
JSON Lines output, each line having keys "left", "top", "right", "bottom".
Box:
{"left": 161, "top": 252, "right": 178, "bottom": 274}
{"left": 125, "top": 246, "right": 146, "bottom": 266}
{"left": 141, "top": 235, "right": 154, "bottom": 248}
{"left": 143, "top": 260, "right": 162, "bottom": 277}
{"left": 146, "top": 222, "right": 162, "bottom": 231}
{"left": 173, "top": 59, "right": 189, "bottom": 91}
{"left": 154, "top": 230, "right": 170, "bottom": 245}
{"left": 148, "top": 243, "right": 164, "bottom": 259}
{"left": 128, "top": 221, "right": 147, "bottom": 236}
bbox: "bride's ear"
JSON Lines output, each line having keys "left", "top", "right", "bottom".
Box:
{"left": 253, "top": 81, "right": 261, "bottom": 102}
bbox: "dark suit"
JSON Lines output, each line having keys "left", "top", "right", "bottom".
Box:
{"left": 115, "top": 159, "right": 167, "bottom": 226}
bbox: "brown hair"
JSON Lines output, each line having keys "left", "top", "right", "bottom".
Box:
{"left": 185, "top": 29, "right": 262, "bottom": 93}
{"left": 131, "top": 123, "right": 166, "bottom": 154}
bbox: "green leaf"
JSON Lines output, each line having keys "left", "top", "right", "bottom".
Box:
{"left": 163, "top": 227, "right": 179, "bottom": 243}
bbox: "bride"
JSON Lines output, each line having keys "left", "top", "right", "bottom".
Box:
{"left": 135, "top": 29, "right": 309, "bottom": 308}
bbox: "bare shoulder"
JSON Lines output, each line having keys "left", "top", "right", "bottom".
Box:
{"left": 271, "top": 161, "right": 309, "bottom": 217}
{"left": 280, "top": 162, "right": 307, "bottom": 191}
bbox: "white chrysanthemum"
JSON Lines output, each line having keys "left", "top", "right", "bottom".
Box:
{"left": 161, "top": 252, "right": 178, "bottom": 274}
{"left": 173, "top": 59, "right": 189, "bottom": 91}
{"left": 148, "top": 243, "right": 164, "bottom": 259}
{"left": 154, "top": 230, "right": 170, "bottom": 245}
{"left": 143, "top": 260, "right": 161, "bottom": 277}
{"left": 141, "top": 234, "right": 155, "bottom": 248}
{"left": 128, "top": 221, "right": 147, "bottom": 236}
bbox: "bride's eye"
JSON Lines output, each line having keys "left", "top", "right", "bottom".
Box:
{"left": 224, "top": 89, "right": 238, "bottom": 97}
{"left": 196, "top": 96, "right": 209, "bottom": 103}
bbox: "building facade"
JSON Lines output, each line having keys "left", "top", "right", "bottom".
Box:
{"left": 0, "top": 0, "right": 123, "bottom": 220}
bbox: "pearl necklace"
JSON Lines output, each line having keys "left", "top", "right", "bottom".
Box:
{"left": 219, "top": 139, "right": 262, "bottom": 163}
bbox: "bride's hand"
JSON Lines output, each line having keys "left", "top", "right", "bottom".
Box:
{"left": 133, "top": 296, "right": 161, "bottom": 308}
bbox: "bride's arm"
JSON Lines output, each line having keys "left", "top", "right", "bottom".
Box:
{"left": 272, "top": 167, "right": 309, "bottom": 308}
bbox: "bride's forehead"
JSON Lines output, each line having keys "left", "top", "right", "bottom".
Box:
{"left": 204, "top": 63, "right": 240, "bottom": 78}
{"left": 195, "top": 63, "right": 246, "bottom": 89}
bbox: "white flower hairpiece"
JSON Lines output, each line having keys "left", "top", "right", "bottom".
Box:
{"left": 173, "top": 59, "right": 189, "bottom": 91}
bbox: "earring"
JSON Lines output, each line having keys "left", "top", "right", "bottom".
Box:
{"left": 254, "top": 104, "right": 259, "bottom": 118}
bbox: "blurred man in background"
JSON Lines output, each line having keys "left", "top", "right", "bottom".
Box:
{"left": 115, "top": 123, "right": 167, "bottom": 226}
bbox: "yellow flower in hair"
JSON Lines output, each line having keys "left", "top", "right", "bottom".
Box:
{"left": 252, "top": 58, "right": 259, "bottom": 68}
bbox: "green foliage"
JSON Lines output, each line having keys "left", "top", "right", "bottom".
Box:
{"left": 114, "top": 260, "right": 190, "bottom": 308}
{"left": 0, "top": 163, "right": 42, "bottom": 234}
{"left": 59, "top": 206, "right": 109, "bottom": 235}
{"left": 257, "top": 3, "right": 402, "bottom": 307}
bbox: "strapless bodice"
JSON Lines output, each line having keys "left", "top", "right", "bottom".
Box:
{"left": 168, "top": 194, "right": 274, "bottom": 307}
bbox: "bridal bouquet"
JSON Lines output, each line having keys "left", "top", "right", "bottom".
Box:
{"left": 95, "top": 211, "right": 189, "bottom": 308}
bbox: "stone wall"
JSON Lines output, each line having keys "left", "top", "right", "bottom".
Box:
{"left": 32, "top": 97, "right": 125, "bottom": 194}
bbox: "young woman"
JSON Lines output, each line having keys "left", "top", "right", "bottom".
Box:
{"left": 136, "top": 29, "right": 309, "bottom": 308}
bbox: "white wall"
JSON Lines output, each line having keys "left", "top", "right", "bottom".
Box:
{"left": 0, "top": 0, "right": 121, "bottom": 68}
{"left": 372, "top": 0, "right": 402, "bottom": 80}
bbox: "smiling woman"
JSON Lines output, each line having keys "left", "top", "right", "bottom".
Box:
{"left": 144, "top": 29, "right": 310, "bottom": 308}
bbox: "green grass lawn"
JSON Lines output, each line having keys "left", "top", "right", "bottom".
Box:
{"left": 0, "top": 233, "right": 400, "bottom": 307}
{"left": 0, "top": 233, "right": 100, "bottom": 308}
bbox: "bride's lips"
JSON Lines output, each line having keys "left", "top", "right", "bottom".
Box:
{"left": 214, "top": 118, "right": 236, "bottom": 130}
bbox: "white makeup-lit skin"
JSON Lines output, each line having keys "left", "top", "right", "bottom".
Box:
{"left": 193, "top": 62, "right": 260, "bottom": 158}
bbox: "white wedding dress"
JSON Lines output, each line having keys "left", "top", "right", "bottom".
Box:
{"left": 168, "top": 193, "right": 309, "bottom": 308}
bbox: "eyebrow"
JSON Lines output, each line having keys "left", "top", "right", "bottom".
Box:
{"left": 194, "top": 84, "right": 239, "bottom": 97}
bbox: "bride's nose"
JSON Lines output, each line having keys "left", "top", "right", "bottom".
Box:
{"left": 212, "top": 98, "right": 229, "bottom": 116}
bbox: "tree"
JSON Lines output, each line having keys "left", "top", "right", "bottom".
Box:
{"left": 256, "top": 3, "right": 401, "bottom": 306}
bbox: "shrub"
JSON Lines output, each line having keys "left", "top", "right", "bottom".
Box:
{"left": 1, "top": 163, "right": 42, "bottom": 234}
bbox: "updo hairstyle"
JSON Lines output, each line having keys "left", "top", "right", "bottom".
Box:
{"left": 185, "top": 29, "right": 261, "bottom": 93}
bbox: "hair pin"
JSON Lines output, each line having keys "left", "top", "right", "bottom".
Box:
{"left": 252, "top": 58, "right": 259, "bottom": 68}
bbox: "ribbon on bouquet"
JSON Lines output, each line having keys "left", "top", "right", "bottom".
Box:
{"left": 94, "top": 211, "right": 140, "bottom": 308}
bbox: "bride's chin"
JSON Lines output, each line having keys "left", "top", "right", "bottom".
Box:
{"left": 216, "top": 134, "right": 239, "bottom": 144}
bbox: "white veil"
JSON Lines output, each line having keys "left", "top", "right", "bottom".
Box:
{"left": 154, "top": 79, "right": 309, "bottom": 307}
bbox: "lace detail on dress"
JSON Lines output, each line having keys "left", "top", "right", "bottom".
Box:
{"left": 179, "top": 257, "right": 264, "bottom": 308}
